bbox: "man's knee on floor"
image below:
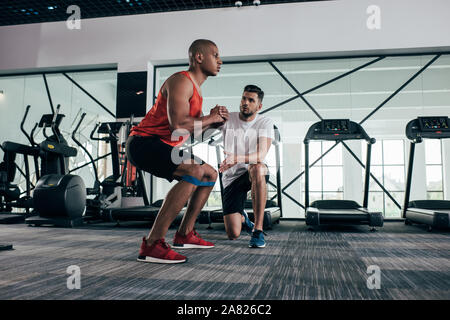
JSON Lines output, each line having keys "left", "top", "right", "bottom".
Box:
{"left": 227, "top": 230, "right": 240, "bottom": 240}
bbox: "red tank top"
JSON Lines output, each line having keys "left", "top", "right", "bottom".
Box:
{"left": 130, "top": 71, "right": 203, "bottom": 147}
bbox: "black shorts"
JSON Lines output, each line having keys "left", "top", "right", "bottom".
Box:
{"left": 222, "top": 169, "right": 269, "bottom": 216}
{"left": 126, "top": 135, "right": 204, "bottom": 183}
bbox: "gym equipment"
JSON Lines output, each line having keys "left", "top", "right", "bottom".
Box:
{"left": 25, "top": 105, "right": 86, "bottom": 227}
{"left": 0, "top": 147, "right": 20, "bottom": 213}
{"left": 71, "top": 113, "right": 123, "bottom": 221}
{"left": 72, "top": 113, "right": 159, "bottom": 223}
{"left": 82, "top": 116, "right": 177, "bottom": 225}
{"left": 0, "top": 243, "right": 13, "bottom": 251}
{"left": 403, "top": 116, "right": 450, "bottom": 230}
{"left": 198, "top": 125, "right": 283, "bottom": 230}
{"left": 304, "top": 119, "right": 383, "bottom": 230}
{"left": 0, "top": 105, "right": 42, "bottom": 223}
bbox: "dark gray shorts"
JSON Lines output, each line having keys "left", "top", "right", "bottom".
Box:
{"left": 126, "top": 135, "right": 204, "bottom": 183}
{"left": 222, "top": 168, "right": 269, "bottom": 216}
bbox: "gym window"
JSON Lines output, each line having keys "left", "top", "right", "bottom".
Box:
{"left": 425, "top": 139, "right": 444, "bottom": 200}
{"left": 362, "top": 139, "right": 406, "bottom": 218}
{"left": 302, "top": 141, "right": 344, "bottom": 203}
{"left": 155, "top": 53, "right": 450, "bottom": 219}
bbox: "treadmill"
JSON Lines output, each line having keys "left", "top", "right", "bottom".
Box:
{"left": 402, "top": 116, "right": 450, "bottom": 230}
{"left": 198, "top": 125, "right": 283, "bottom": 230}
{"left": 304, "top": 119, "right": 383, "bottom": 230}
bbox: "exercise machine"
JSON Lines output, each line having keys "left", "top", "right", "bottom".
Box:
{"left": 0, "top": 105, "right": 42, "bottom": 223}
{"left": 25, "top": 105, "right": 86, "bottom": 227}
{"left": 304, "top": 119, "right": 383, "bottom": 230}
{"left": 198, "top": 125, "right": 283, "bottom": 230}
{"left": 71, "top": 113, "right": 124, "bottom": 221}
{"left": 0, "top": 243, "right": 13, "bottom": 251}
{"left": 403, "top": 116, "right": 450, "bottom": 230}
{"left": 86, "top": 117, "right": 177, "bottom": 225}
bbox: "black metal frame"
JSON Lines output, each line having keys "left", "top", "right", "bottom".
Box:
{"left": 303, "top": 123, "right": 374, "bottom": 210}
{"left": 402, "top": 117, "right": 450, "bottom": 222}
{"left": 403, "top": 142, "right": 417, "bottom": 218}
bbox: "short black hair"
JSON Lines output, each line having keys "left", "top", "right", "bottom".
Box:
{"left": 188, "top": 39, "right": 217, "bottom": 64}
{"left": 244, "top": 84, "right": 264, "bottom": 102}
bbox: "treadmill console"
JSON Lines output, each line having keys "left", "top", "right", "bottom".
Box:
{"left": 321, "top": 119, "right": 350, "bottom": 134}
{"left": 406, "top": 116, "right": 450, "bottom": 141}
{"left": 305, "top": 119, "right": 372, "bottom": 142}
{"left": 418, "top": 117, "right": 450, "bottom": 132}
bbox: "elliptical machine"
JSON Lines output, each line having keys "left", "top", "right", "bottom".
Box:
{"left": 71, "top": 112, "right": 148, "bottom": 222}
{"left": 1, "top": 105, "right": 43, "bottom": 223}
{"left": 25, "top": 105, "right": 86, "bottom": 227}
{"left": 71, "top": 112, "right": 123, "bottom": 221}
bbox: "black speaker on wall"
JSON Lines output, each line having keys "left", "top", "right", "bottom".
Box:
{"left": 116, "top": 71, "right": 147, "bottom": 118}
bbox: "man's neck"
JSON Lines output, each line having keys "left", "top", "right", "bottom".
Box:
{"left": 239, "top": 112, "right": 257, "bottom": 122}
{"left": 188, "top": 67, "right": 207, "bottom": 87}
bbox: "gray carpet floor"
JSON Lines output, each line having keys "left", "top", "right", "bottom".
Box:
{"left": 0, "top": 220, "right": 449, "bottom": 300}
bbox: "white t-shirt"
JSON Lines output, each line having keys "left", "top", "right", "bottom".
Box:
{"left": 220, "top": 112, "right": 274, "bottom": 188}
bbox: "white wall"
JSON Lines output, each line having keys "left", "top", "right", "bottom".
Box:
{"left": 1, "top": 0, "right": 449, "bottom": 74}
{"left": 1, "top": 0, "right": 449, "bottom": 118}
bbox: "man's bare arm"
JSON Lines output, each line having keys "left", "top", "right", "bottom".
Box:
{"left": 219, "top": 136, "right": 272, "bottom": 172}
{"left": 167, "top": 74, "right": 225, "bottom": 134}
{"left": 240, "top": 136, "right": 272, "bottom": 163}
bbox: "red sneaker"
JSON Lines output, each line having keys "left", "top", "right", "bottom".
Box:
{"left": 137, "top": 238, "right": 187, "bottom": 264}
{"left": 173, "top": 229, "right": 215, "bottom": 249}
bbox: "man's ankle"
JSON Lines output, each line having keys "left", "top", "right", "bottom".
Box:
{"left": 146, "top": 238, "right": 159, "bottom": 246}
{"left": 176, "top": 228, "right": 191, "bottom": 237}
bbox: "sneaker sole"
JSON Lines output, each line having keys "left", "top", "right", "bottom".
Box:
{"left": 137, "top": 256, "right": 187, "bottom": 264}
{"left": 173, "top": 244, "right": 215, "bottom": 249}
{"left": 249, "top": 243, "right": 266, "bottom": 248}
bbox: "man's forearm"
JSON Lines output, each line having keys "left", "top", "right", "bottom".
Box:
{"left": 236, "top": 150, "right": 268, "bottom": 164}
{"left": 173, "top": 114, "right": 220, "bottom": 135}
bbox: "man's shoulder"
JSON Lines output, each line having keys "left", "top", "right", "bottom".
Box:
{"left": 256, "top": 114, "right": 274, "bottom": 126}
{"left": 166, "top": 72, "right": 193, "bottom": 90}
{"left": 167, "top": 71, "right": 190, "bottom": 84}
